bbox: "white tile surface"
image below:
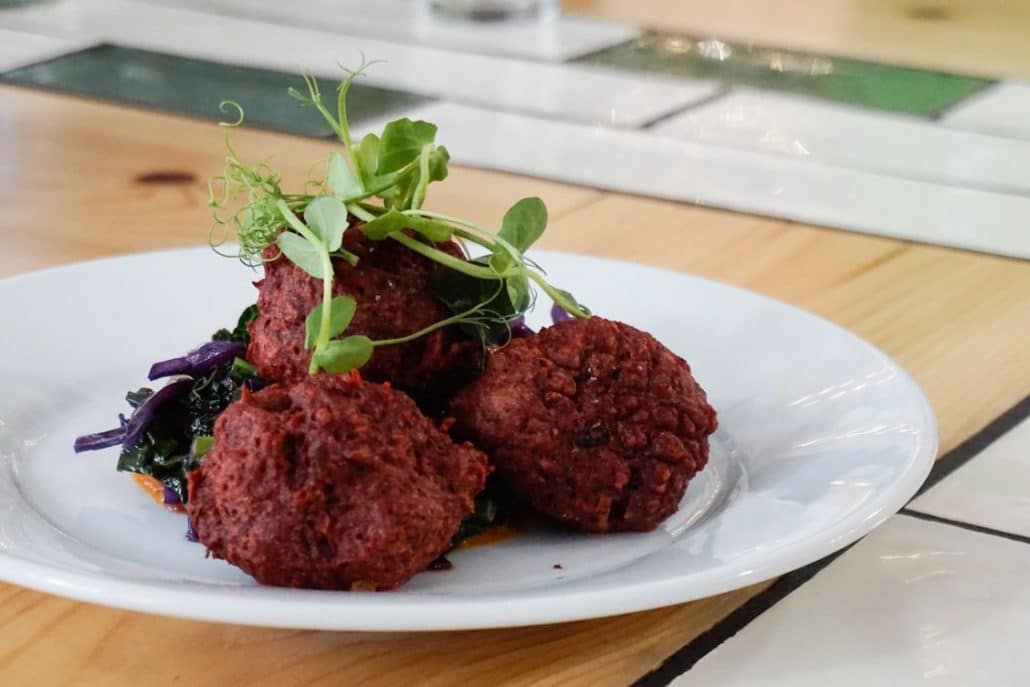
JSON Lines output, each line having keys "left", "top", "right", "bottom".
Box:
{"left": 0, "top": 27, "right": 84, "bottom": 72}
{"left": 361, "top": 101, "right": 1030, "bottom": 259}
{"left": 0, "top": 0, "right": 713, "bottom": 127}
{"left": 653, "top": 88, "right": 1030, "bottom": 195}
{"left": 943, "top": 82, "right": 1030, "bottom": 141}
{"left": 673, "top": 515, "right": 1030, "bottom": 687}
{"left": 911, "top": 416, "right": 1030, "bottom": 537}
{"left": 142, "top": 0, "right": 640, "bottom": 62}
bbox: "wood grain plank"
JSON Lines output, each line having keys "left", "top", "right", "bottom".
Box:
{"left": 0, "top": 86, "right": 600, "bottom": 278}
{"left": 0, "top": 583, "right": 769, "bottom": 687}
{"left": 0, "top": 82, "right": 1028, "bottom": 686}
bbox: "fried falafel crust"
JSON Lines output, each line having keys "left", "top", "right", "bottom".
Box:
{"left": 188, "top": 375, "right": 490, "bottom": 590}
{"left": 449, "top": 317, "right": 717, "bottom": 533}
{"left": 248, "top": 225, "right": 482, "bottom": 404}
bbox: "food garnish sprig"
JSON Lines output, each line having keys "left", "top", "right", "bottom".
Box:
{"left": 210, "top": 60, "right": 589, "bottom": 375}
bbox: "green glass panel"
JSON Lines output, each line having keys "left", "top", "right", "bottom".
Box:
{"left": 1, "top": 44, "right": 429, "bottom": 137}
{"left": 580, "top": 34, "right": 993, "bottom": 117}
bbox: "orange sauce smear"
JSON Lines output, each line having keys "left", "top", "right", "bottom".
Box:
{"left": 131, "top": 473, "right": 185, "bottom": 513}
{"left": 458, "top": 512, "right": 541, "bottom": 549}
{"left": 458, "top": 523, "right": 522, "bottom": 549}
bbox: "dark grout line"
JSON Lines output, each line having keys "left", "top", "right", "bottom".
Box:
{"left": 900, "top": 509, "right": 1030, "bottom": 546}
{"left": 914, "top": 393, "right": 1030, "bottom": 498}
{"left": 632, "top": 546, "right": 853, "bottom": 687}
{"left": 639, "top": 85, "right": 732, "bottom": 130}
{"left": 633, "top": 392, "right": 1030, "bottom": 687}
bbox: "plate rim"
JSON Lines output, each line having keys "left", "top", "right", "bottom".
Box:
{"left": 0, "top": 247, "right": 939, "bottom": 630}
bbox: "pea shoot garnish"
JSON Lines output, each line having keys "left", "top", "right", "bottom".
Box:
{"left": 209, "top": 60, "right": 589, "bottom": 375}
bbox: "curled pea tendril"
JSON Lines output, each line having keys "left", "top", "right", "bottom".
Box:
{"left": 208, "top": 62, "right": 588, "bottom": 375}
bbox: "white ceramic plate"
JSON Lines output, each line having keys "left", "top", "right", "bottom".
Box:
{"left": 0, "top": 248, "right": 937, "bottom": 631}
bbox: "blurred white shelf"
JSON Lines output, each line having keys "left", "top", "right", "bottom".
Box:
{"left": 654, "top": 88, "right": 1030, "bottom": 196}
{"left": 0, "top": 27, "right": 85, "bottom": 72}
{"left": 0, "top": 0, "right": 709, "bottom": 127}
{"left": 360, "top": 101, "right": 1030, "bottom": 259}
{"left": 140, "top": 0, "right": 641, "bottom": 62}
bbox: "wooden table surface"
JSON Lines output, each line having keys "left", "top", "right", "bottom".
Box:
{"left": 573, "top": 0, "right": 1030, "bottom": 79}
{"left": 2, "top": 5, "right": 1030, "bottom": 683}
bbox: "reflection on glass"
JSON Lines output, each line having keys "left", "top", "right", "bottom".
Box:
{"left": 584, "top": 32, "right": 991, "bottom": 116}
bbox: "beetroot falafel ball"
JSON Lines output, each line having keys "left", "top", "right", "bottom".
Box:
{"left": 187, "top": 375, "right": 490, "bottom": 590}
{"left": 247, "top": 224, "right": 482, "bottom": 403}
{"left": 448, "top": 317, "right": 717, "bottom": 533}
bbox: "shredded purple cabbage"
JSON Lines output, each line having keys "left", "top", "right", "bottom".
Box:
{"left": 120, "top": 378, "right": 193, "bottom": 449}
{"left": 507, "top": 315, "right": 534, "bottom": 339}
{"left": 162, "top": 485, "right": 182, "bottom": 506}
{"left": 148, "top": 341, "right": 245, "bottom": 381}
{"left": 73, "top": 427, "right": 128, "bottom": 453}
{"left": 550, "top": 303, "right": 573, "bottom": 324}
{"left": 185, "top": 518, "right": 199, "bottom": 542}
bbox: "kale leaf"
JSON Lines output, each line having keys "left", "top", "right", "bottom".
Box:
{"left": 115, "top": 305, "right": 260, "bottom": 503}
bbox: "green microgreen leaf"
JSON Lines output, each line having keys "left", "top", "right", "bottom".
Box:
{"left": 377, "top": 119, "right": 439, "bottom": 174}
{"left": 276, "top": 231, "right": 324, "bottom": 279}
{"left": 429, "top": 146, "right": 450, "bottom": 182}
{"left": 548, "top": 284, "right": 592, "bottom": 319}
{"left": 327, "top": 152, "right": 362, "bottom": 200}
{"left": 410, "top": 143, "right": 433, "bottom": 211}
{"left": 303, "top": 196, "right": 348, "bottom": 252}
{"left": 391, "top": 231, "right": 496, "bottom": 280}
{"left": 304, "top": 295, "right": 358, "bottom": 349}
{"left": 355, "top": 133, "right": 380, "bottom": 186}
{"left": 312, "top": 335, "right": 374, "bottom": 373}
{"left": 505, "top": 273, "right": 532, "bottom": 313}
{"left": 362, "top": 211, "right": 454, "bottom": 243}
{"left": 211, "top": 61, "right": 591, "bottom": 371}
{"left": 490, "top": 197, "right": 546, "bottom": 275}
{"left": 498, "top": 197, "right": 547, "bottom": 253}
{"left": 377, "top": 173, "right": 414, "bottom": 212}
{"left": 361, "top": 210, "right": 409, "bottom": 239}
{"left": 410, "top": 216, "right": 455, "bottom": 242}
{"left": 432, "top": 261, "right": 518, "bottom": 347}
